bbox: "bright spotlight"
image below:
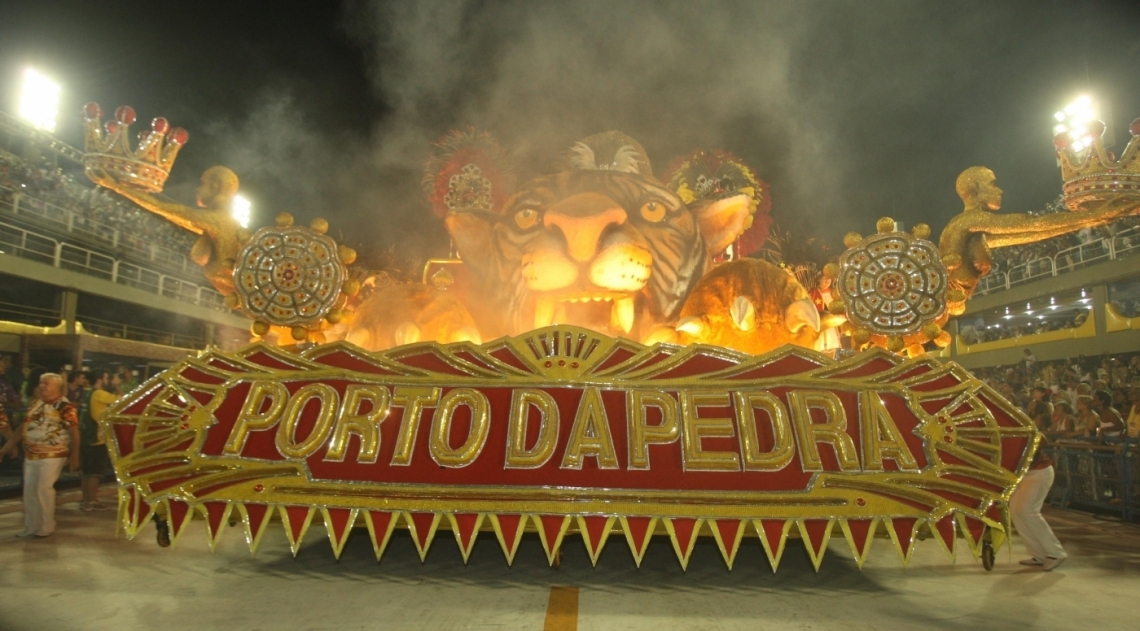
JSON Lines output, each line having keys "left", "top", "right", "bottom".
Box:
{"left": 17, "top": 68, "right": 61, "bottom": 132}
{"left": 231, "top": 195, "right": 251, "bottom": 228}
{"left": 1053, "top": 95, "right": 1100, "bottom": 152}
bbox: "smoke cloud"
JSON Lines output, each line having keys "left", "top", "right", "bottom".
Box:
{"left": 185, "top": 0, "right": 1140, "bottom": 268}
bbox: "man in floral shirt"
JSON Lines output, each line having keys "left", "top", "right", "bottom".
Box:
{"left": 0, "top": 373, "right": 80, "bottom": 537}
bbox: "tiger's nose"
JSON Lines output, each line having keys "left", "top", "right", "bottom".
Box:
{"left": 543, "top": 193, "right": 627, "bottom": 263}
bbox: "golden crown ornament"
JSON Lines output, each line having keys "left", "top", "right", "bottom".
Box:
{"left": 1055, "top": 117, "right": 1140, "bottom": 211}
{"left": 82, "top": 103, "right": 188, "bottom": 193}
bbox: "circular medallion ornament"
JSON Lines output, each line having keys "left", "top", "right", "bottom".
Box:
{"left": 837, "top": 231, "right": 947, "bottom": 337}
{"left": 234, "top": 225, "right": 346, "bottom": 328}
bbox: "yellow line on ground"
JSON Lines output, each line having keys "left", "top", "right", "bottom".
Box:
{"left": 543, "top": 585, "right": 579, "bottom": 631}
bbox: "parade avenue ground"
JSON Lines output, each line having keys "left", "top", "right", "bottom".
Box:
{"left": 0, "top": 491, "right": 1137, "bottom": 631}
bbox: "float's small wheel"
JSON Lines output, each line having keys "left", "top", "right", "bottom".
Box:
{"left": 155, "top": 516, "right": 171, "bottom": 548}
{"left": 981, "top": 541, "right": 995, "bottom": 571}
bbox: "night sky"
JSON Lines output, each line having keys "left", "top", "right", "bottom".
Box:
{"left": 2, "top": 0, "right": 1139, "bottom": 269}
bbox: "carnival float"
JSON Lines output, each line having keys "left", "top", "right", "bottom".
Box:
{"left": 81, "top": 102, "right": 1140, "bottom": 570}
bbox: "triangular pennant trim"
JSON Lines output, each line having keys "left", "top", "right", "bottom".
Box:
{"left": 839, "top": 518, "right": 879, "bottom": 569}
{"left": 886, "top": 517, "right": 921, "bottom": 566}
{"left": 534, "top": 515, "right": 571, "bottom": 566}
{"left": 664, "top": 518, "right": 703, "bottom": 571}
{"left": 405, "top": 512, "right": 442, "bottom": 561}
{"left": 710, "top": 519, "right": 747, "bottom": 570}
{"left": 447, "top": 513, "right": 485, "bottom": 564}
{"left": 956, "top": 513, "right": 986, "bottom": 559}
{"left": 321, "top": 507, "right": 359, "bottom": 560}
{"left": 237, "top": 503, "right": 274, "bottom": 554}
{"left": 280, "top": 505, "right": 316, "bottom": 557}
{"left": 199, "top": 501, "right": 233, "bottom": 551}
{"left": 753, "top": 519, "right": 792, "bottom": 572}
{"left": 576, "top": 515, "right": 616, "bottom": 566}
{"left": 489, "top": 514, "right": 527, "bottom": 566}
{"left": 619, "top": 516, "right": 657, "bottom": 567}
{"left": 167, "top": 499, "right": 195, "bottom": 547}
{"left": 797, "top": 519, "right": 835, "bottom": 572}
{"left": 364, "top": 511, "right": 399, "bottom": 562}
{"left": 930, "top": 516, "right": 956, "bottom": 560}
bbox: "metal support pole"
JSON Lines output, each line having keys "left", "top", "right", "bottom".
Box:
{"left": 60, "top": 289, "right": 79, "bottom": 335}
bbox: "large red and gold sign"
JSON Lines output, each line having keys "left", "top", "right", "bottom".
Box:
{"left": 104, "top": 326, "right": 1036, "bottom": 569}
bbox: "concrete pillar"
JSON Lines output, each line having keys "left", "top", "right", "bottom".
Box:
{"left": 1092, "top": 284, "right": 1108, "bottom": 340}
{"left": 204, "top": 323, "right": 216, "bottom": 348}
{"left": 60, "top": 289, "right": 79, "bottom": 335}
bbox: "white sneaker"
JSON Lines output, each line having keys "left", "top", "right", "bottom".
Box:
{"left": 1043, "top": 557, "right": 1066, "bottom": 571}
{"left": 1019, "top": 558, "right": 1043, "bottom": 566}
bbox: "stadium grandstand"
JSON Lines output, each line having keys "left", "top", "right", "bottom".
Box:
{"left": 0, "top": 108, "right": 250, "bottom": 489}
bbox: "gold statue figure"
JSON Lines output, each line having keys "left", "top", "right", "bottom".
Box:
{"left": 89, "top": 166, "right": 245, "bottom": 295}
{"left": 938, "top": 166, "right": 1138, "bottom": 313}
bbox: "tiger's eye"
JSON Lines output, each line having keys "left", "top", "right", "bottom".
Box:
{"left": 640, "top": 201, "right": 666, "bottom": 223}
{"left": 514, "top": 208, "right": 539, "bottom": 230}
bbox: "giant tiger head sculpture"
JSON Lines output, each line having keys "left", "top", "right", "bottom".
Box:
{"left": 444, "top": 132, "right": 757, "bottom": 339}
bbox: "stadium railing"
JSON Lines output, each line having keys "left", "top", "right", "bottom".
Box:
{"left": 975, "top": 225, "right": 1140, "bottom": 295}
{"left": 0, "top": 219, "right": 226, "bottom": 312}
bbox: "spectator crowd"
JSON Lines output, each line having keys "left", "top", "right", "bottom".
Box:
{"left": 0, "top": 150, "right": 197, "bottom": 257}
{"left": 958, "top": 308, "right": 1090, "bottom": 345}
{"left": 970, "top": 349, "right": 1140, "bottom": 442}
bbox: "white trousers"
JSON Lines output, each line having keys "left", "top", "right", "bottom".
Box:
{"left": 1010, "top": 466, "right": 1066, "bottom": 561}
{"left": 23, "top": 457, "right": 66, "bottom": 536}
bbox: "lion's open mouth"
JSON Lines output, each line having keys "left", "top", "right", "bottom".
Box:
{"left": 534, "top": 291, "right": 637, "bottom": 333}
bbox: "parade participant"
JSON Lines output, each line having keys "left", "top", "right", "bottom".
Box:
{"left": 1011, "top": 446, "right": 1066, "bottom": 571}
{"left": 0, "top": 373, "right": 80, "bottom": 537}
{"left": 79, "top": 369, "right": 121, "bottom": 511}
{"left": 809, "top": 273, "right": 841, "bottom": 352}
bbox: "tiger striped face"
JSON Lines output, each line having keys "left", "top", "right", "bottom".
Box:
{"left": 448, "top": 170, "right": 708, "bottom": 338}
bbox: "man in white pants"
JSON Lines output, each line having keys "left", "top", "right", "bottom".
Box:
{"left": 1010, "top": 448, "right": 1066, "bottom": 570}
{"left": 0, "top": 373, "right": 80, "bottom": 537}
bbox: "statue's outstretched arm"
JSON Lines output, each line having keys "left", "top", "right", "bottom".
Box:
{"left": 88, "top": 168, "right": 206, "bottom": 235}
{"left": 979, "top": 199, "right": 1138, "bottom": 248}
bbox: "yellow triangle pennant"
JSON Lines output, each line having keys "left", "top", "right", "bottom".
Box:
{"left": 664, "top": 518, "right": 704, "bottom": 571}
{"left": 534, "top": 515, "right": 571, "bottom": 566}
{"left": 839, "top": 518, "right": 879, "bottom": 569}
{"left": 709, "top": 519, "right": 747, "bottom": 570}
{"left": 321, "top": 507, "right": 359, "bottom": 560}
{"left": 576, "top": 515, "right": 616, "bottom": 566}
{"left": 753, "top": 519, "right": 792, "bottom": 572}
{"left": 279, "top": 505, "right": 316, "bottom": 557}
{"left": 236, "top": 503, "right": 275, "bottom": 555}
{"left": 797, "top": 519, "right": 835, "bottom": 572}
{"left": 404, "top": 512, "right": 442, "bottom": 561}
{"left": 619, "top": 516, "right": 658, "bottom": 567}
{"left": 489, "top": 514, "right": 528, "bottom": 566}
{"left": 447, "top": 513, "right": 485, "bottom": 564}
{"left": 885, "top": 517, "right": 921, "bottom": 566}
{"left": 363, "top": 510, "right": 399, "bottom": 562}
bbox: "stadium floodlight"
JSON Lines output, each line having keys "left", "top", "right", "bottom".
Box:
{"left": 17, "top": 68, "right": 61, "bottom": 132}
{"left": 231, "top": 195, "right": 252, "bottom": 228}
{"left": 1053, "top": 95, "right": 1099, "bottom": 153}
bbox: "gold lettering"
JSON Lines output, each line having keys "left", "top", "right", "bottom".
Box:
{"left": 734, "top": 391, "right": 794, "bottom": 471}
{"left": 788, "top": 390, "right": 860, "bottom": 472}
{"left": 505, "top": 389, "right": 560, "bottom": 469}
{"left": 680, "top": 391, "right": 740, "bottom": 471}
{"left": 627, "top": 390, "right": 680, "bottom": 470}
{"left": 560, "top": 387, "right": 619, "bottom": 469}
{"left": 429, "top": 388, "right": 491, "bottom": 468}
{"left": 859, "top": 391, "right": 919, "bottom": 471}
{"left": 390, "top": 387, "right": 441, "bottom": 466}
{"left": 325, "top": 385, "right": 390, "bottom": 463}
{"left": 275, "top": 383, "right": 338, "bottom": 459}
{"left": 224, "top": 381, "right": 287, "bottom": 455}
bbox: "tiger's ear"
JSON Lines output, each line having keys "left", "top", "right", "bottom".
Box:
{"left": 693, "top": 193, "right": 753, "bottom": 257}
